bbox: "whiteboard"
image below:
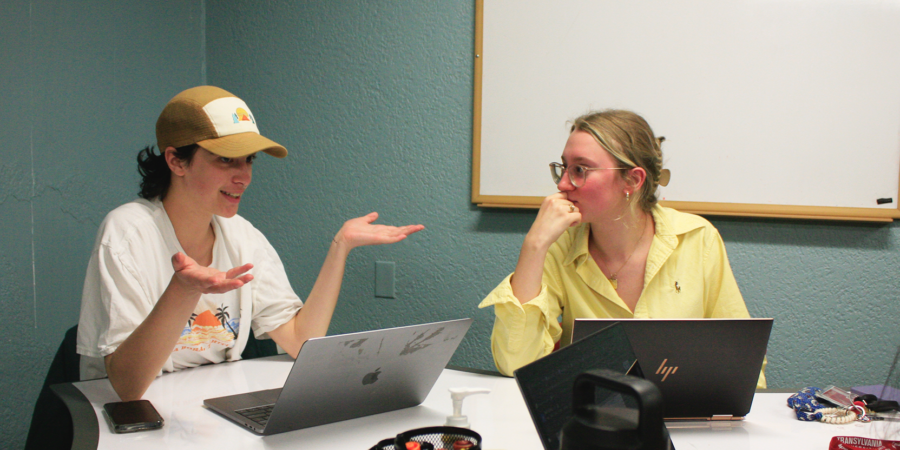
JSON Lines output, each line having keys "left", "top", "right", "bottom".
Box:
{"left": 473, "top": 0, "right": 900, "bottom": 221}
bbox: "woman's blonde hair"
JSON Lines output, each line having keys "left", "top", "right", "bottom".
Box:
{"left": 570, "top": 110, "right": 668, "bottom": 213}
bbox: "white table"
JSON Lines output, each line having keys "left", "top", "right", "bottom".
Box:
{"left": 59, "top": 355, "right": 898, "bottom": 449}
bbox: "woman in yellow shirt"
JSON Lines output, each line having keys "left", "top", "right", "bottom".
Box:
{"left": 478, "top": 110, "right": 764, "bottom": 387}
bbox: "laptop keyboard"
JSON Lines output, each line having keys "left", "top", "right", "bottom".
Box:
{"left": 235, "top": 404, "right": 275, "bottom": 426}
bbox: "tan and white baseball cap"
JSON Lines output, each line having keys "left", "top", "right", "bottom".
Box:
{"left": 156, "top": 86, "right": 287, "bottom": 158}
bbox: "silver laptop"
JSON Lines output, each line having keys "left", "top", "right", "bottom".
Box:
{"left": 572, "top": 318, "right": 773, "bottom": 421}
{"left": 204, "top": 318, "right": 473, "bottom": 435}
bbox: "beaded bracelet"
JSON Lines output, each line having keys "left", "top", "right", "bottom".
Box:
{"left": 818, "top": 407, "right": 857, "bottom": 424}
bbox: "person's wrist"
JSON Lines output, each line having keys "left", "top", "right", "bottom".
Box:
{"left": 330, "top": 233, "right": 353, "bottom": 254}
{"left": 522, "top": 230, "right": 553, "bottom": 254}
{"left": 168, "top": 272, "right": 204, "bottom": 300}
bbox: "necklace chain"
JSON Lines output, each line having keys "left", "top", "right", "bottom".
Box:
{"left": 597, "top": 217, "right": 647, "bottom": 289}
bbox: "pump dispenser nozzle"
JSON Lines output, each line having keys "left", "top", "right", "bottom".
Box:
{"left": 445, "top": 388, "right": 491, "bottom": 428}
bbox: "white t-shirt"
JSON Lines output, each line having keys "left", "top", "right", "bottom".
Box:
{"left": 170, "top": 226, "right": 241, "bottom": 370}
{"left": 76, "top": 198, "right": 303, "bottom": 380}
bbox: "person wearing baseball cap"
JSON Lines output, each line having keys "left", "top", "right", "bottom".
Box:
{"left": 76, "top": 86, "right": 424, "bottom": 401}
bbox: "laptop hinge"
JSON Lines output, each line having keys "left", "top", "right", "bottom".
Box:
{"left": 711, "top": 415, "right": 734, "bottom": 421}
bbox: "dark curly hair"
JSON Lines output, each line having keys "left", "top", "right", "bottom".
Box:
{"left": 137, "top": 144, "right": 199, "bottom": 200}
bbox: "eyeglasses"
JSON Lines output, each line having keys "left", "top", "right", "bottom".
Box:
{"left": 549, "top": 162, "right": 626, "bottom": 188}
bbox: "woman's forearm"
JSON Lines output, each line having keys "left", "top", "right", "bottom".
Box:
{"left": 105, "top": 276, "right": 200, "bottom": 401}
{"left": 273, "top": 239, "right": 351, "bottom": 357}
{"left": 268, "top": 213, "right": 424, "bottom": 357}
{"left": 510, "top": 234, "right": 551, "bottom": 304}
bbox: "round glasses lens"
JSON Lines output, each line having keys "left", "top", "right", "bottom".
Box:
{"left": 569, "top": 165, "right": 586, "bottom": 187}
{"left": 550, "top": 164, "right": 563, "bottom": 184}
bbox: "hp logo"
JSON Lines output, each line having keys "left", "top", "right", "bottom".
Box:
{"left": 655, "top": 359, "right": 678, "bottom": 382}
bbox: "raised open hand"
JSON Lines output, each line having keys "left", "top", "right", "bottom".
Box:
{"left": 333, "top": 212, "right": 424, "bottom": 250}
{"left": 170, "top": 252, "right": 255, "bottom": 296}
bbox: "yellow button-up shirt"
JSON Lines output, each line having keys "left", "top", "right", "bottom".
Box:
{"left": 478, "top": 206, "right": 766, "bottom": 387}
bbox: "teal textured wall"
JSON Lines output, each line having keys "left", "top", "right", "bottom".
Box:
{"left": 3, "top": 1, "right": 900, "bottom": 447}
{"left": 1, "top": 1, "right": 205, "bottom": 447}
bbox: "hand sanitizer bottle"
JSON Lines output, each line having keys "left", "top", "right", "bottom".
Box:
{"left": 445, "top": 388, "right": 491, "bottom": 428}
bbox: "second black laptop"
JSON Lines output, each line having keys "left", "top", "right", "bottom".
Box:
{"left": 572, "top": 318, "right": 773, "bottom": 420}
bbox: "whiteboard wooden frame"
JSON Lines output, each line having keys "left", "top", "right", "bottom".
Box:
{"left": 471, "top": 0, "right": 900, "bottom": 222}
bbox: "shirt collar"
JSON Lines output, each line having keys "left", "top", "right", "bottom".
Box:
{"left": 562, "top": 205, "right": 701, "bottom": 266}
{"left": 563, "top": 223, "right": 591, "bottom": 267}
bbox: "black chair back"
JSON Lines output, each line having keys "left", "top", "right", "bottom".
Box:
{"left": 25, "top": 325, "right": 80, "bottom": 450}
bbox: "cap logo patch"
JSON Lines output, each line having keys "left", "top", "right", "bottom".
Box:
{"left": 233, "top": 107, "right": 255, "bottom": 124}
{"left": 203, "top": 97, "right": 261, "bottom": 138}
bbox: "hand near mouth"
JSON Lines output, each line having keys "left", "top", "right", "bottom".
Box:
{"left": 526, "top": 192, "right": 582, "bottom": 251}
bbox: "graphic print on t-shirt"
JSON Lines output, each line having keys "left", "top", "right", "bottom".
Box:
{"left": 174, "top": 301, "right": 239, "bottom": 353}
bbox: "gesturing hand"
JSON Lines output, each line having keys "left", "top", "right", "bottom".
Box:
{"left": 170, "top": 252, "right": 255, "bottom": 296}
{"left": 527, "top": 192, "right": 582, "bottom": 249}
{"left": 333, "top": 212, "right": 425, "bottom": 250}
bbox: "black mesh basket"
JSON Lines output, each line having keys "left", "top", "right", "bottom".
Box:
{"left": 370, "top": 437, "right": 398, "bottom": 450}
{"left": 370, "top": 426, "right": 482, "bottom": 450}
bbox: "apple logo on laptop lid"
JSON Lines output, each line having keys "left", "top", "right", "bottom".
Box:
{"left": 362, "top": 368, "right": 382, "bottom": 385}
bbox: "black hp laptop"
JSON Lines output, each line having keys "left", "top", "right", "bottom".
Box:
{"left": 204, "top": 318, "right": 472, "bottom": 435}
{"left": 572, "top": 318, "right": 773, "bottom": 421}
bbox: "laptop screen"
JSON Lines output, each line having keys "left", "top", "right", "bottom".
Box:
{"left": 513, "top": 322, "right": 638, "bottom": 450}
{"left": 572, "top": 318, "right": 772, "bottom": 419}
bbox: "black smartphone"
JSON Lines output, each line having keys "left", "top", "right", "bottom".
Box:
{"left": 103, "top": 400, "right": 164, "bottom": 433}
